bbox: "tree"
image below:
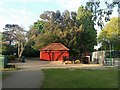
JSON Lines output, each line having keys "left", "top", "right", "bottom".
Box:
{"left": 22, "top": 42, "right": 39, "bottom": 57}
{"left": 2, "top": 44, "right": 17, "bottom": 55}
{"left": 29, "top": 6, "right": 97, "bottom": 57}
{"left": 98, "top": 17, "right": 120, "bottom": 50}
{"left": 86, "top": 0, "right": 120, "bottom": 29}
{"left": 76, "top": 6, "right": 97, "bottom": 55}
{"left": 34, "top": 32, "right": 60, "bottom": 49}
{"left": 39, "top": 10, "right": 82, "bottom": 55}
{"left": 3, "top": 24, "right": 27, "bottom": 61}
{"left": 28, "top": 20, "right": 45, "bottom": 41}
{"left": 27, "top": 20, "right": 46, "bottom": 52}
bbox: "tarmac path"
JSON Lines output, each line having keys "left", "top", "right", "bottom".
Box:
{"left": 2, "top": 69, "right": 44, "bottom": 88}
{"left": 2, "top": 59, "right": 118, "bottom": 89}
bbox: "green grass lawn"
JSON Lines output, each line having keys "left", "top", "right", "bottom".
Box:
{"left": 41, "top": 68, "right": 118, "bottom": 88}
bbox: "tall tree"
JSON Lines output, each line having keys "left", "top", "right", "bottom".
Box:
{"left": 38, "top": 7, "right": 97, "bottom": 56}
{"left": 34, "top": 32, "right": 60, "bottom": 49}
{"left": 86, "top": 0, "right": 120, "bottom": 29}
{"left": 3, "top": 24, "right": 27, "bottom": 61}
{"left": 28, "top": 20, "right": 45, "bottom": 41}
{"left": 29, "top": 6, "right": 97, "bottom": 57}
{"left": 76, "top": 6, "right": 97, "bottom": 55}
{"left": 98, "top": 17, "right": 120, "bottom": 50}
{"left": 27, "top": 20, "right": 46, "bottom": 52}
{"left": 39, "top": 10, "right": 81, "bottom": 54}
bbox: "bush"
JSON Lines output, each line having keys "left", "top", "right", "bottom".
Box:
{"left": 2, "top": 45, "right": 17, "bottom": 55}
{"left": 23, "top": 43, "right": 39, "bottom": 57}
{"left": 75, "top": 60, "right": 81, "bottom": 64}
{"left": 7, "top": 55, "right": 16, "bottom": 61}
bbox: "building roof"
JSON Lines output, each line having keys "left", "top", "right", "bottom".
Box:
{"left": 40, "top": 43, "right": 69, "bottom": 51}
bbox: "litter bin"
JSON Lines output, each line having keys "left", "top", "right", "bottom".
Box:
{"left": 83, "top": 57, "right": 89, "bottom": 64}
{"left": 22, "top": 56, "right": 25, "bottom": 63}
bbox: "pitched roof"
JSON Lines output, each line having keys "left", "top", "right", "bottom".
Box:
{"left": 40, "top": 43, "right": 69, "bottom": 51}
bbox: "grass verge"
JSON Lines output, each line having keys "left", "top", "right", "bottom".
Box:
{"left": 41, "top": 68, "right": 118, "bottom": 88}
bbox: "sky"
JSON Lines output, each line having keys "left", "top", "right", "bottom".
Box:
{"left": 0, "top": 0, "right": 119, "bottom": 33}
{"left": 0, "top": 0, "right": 86, "bottom": 32}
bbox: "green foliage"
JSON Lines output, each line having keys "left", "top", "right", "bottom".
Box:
{"left": 33, "top": 20, "right": 45, "bottom": 31}
{"left": 98, "top": 17, "right": 120, "bottom": 50}
{"left": 28, "top": 20, "right": 45, "bottom": 41}
{"left": 3, "top": 24, "right": 27, "bottom": 59}
{"left": 1, "top": 1, "right": 119, "bottom": 58}
{"left": 86, "top": 1, "right": 120, "bottom": 29}
{"left": 76, "top": 6, "right": 97, "bottom": 54}
{"left": 0, "top": 33, "right": 2, "bottom": 54}
{"left": 23, "top": 43, "right": 39, "bottom": 57}
{"left": 7, "top": 55, "right": 16, "bottom": 61}
{"left": 2, "top": 45, "right": 17, "bottom": 55}
{"left": 34, "top": 32, "right": 60, "bottom": 49}
{"left": 28, "top": 6, "right": 97, "bottom": 57}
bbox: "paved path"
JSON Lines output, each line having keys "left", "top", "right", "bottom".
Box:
{"left": 2, "top": 60, "right": 118, "bottom": 89}
{"left": 2, "top": 70, "right": 44, "bottom": 88}
{"left": 8, "top": 60, "right": 114, "bottom": 70}
{"left": 0, "top": 79, "right": 2, "bottom": 90}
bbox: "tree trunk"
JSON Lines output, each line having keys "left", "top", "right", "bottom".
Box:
{"left": 18, "top": 41, "right": 25, "bottom": 61}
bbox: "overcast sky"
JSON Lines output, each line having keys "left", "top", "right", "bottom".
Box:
{"left": 0, "top": 0, "right": 118, "bottom": 32}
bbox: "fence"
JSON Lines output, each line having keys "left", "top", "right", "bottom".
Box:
{"left": 92, "top": 50, "right": 120, "bottom": 66}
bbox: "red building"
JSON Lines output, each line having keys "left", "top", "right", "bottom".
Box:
{"left": 40, "top": 43, "right": 69, "bottom": 61}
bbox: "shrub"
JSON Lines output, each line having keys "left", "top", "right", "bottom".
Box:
{"left": 7, "top": 55, "right": 16, "bottom": 61}
{"left": 75, "top": 60, "right": 81, "bottom": 64}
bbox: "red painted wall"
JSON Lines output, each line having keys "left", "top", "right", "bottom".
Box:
{"left": 40, "top": 51, "right": 69, "bottom": 61}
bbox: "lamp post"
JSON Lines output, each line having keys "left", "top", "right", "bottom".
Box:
{"left": 103, "top": 39, "right": 108, "bottom": 65}
{"left": 108, "top": 40, "right": 112, "bottom": 66}
{"left": 110, "top": 42, "right": 112, "bottom": 65}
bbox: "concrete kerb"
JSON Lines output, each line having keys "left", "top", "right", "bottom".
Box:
{"left": 40, "top": 64, "right": 107, "bottom": 70}
{"left": 17, "top": 63, "right": 109, "bottom": 70}
{"left": 6, "top": 60, "right": 118, "bottom": 71}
